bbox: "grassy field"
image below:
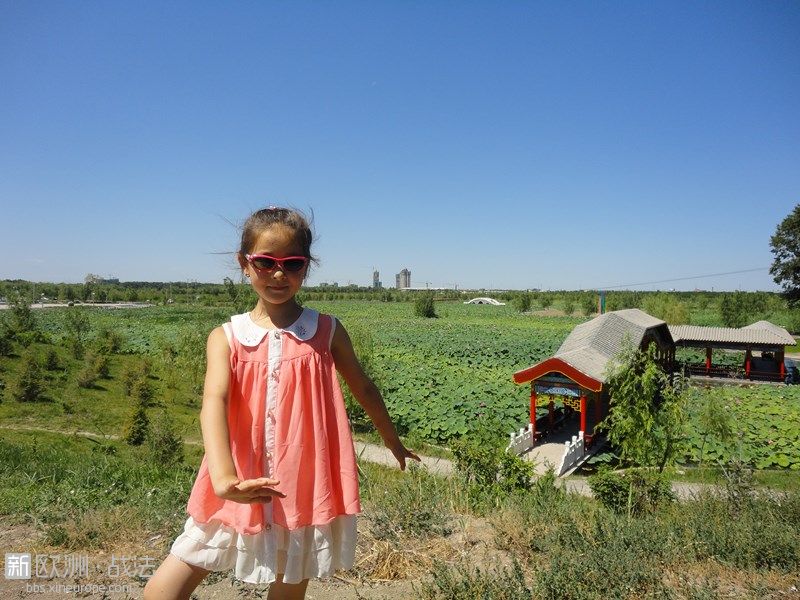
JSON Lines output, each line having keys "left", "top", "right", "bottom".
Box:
{"left": 2, "top": 300, "right": 800, "bottom": 598}
{"left": 2, "top": 301, "right": 800, "bottom": 468}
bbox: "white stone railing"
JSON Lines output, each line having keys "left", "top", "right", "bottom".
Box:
{"left": 556, "top": 431, "right": 585, "bottom": 476}
{"left": 506, "top": 423, "right": 534, "bottom": 455}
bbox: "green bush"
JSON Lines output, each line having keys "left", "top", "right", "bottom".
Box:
{"left": 581, "top": 295, "right": 596, "bottom": 316}
{"left": 123, "top": 400, "right": 149, "bottom": 446}
{"left": 451, "top": 421, "right": 534, "bottom": 509}
{"left": 490, "top": 467, "right": 580, "bottom": 560}
{"left": 0, "top": 323, "right": 13, "bottom": 356}
{"left": 414, "top": 293, "right": 437, "bottom": 318}
{"left": 8, "top": 295, "right": 37, "bottom": 340}
{"left": 674, "top": 490, "right": 800, "bottom": 572}
{"left": 131, "top": 376, "right": 156, "bottom": 407}
{"left": 10, "top": 349, "right": 45, "bottom": 402}
{"left": 75, "top": 363, "right": 99, "bottom": 389}
{"left": 533, "top": 514, "right": 673, "bottom": 599}
{"left": 588, "top": 468, "right": 674, "bottom": 516}
{"left": 44, "top": 347, "right": 60, "bottom": 371}
{"left": 122, "top": 362, "right": 149, "bottom": 395}
{"left": 511, "top": 293, "right": 531, "bottom": 313}
{"left": 147, "top": 411, "right": 184, "bottom": 466}
{"left": 64, "top": 307, "right": 91, "bottom": 359}
{"left": 94, "top": 327, "right": 124, "bottom": 354}
{"left": 418, "top": 558, "right": 532, "bottom": 600}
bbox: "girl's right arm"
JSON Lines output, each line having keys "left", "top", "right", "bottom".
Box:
{"left": 200, "top": 326, "right": 285, "bottom": 504}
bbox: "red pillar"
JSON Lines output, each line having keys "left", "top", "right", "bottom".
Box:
{"left": 548, "top": 399, "right": 555, "bottom": 432}
{"left": 778, "top": 350, "right": 785, "bottom": 380}
{"left": 706, "top": 347, "right": 712, "bottom": 375}
{"left": 745, "top": 349, "right": 752, "bottom": 378}
{"left": 579, "top": 394, "right": 587, "bottom": 434}
{"left": 529, "top": 384, "right": 537, "bottom": 440}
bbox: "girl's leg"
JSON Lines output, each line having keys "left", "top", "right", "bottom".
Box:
{"left": 143, "top": 554, "right": 211, "bottom": 600}
{"left": 267, "top": 573, "right": 309, "bottom": 600}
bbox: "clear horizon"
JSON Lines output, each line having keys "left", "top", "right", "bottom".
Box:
{"left": 2, "top": 3, "right": 798, "bottom": 292}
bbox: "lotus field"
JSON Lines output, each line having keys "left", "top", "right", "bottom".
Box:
{"left": 8, "top": 299, "right": 800, "bottom": 470}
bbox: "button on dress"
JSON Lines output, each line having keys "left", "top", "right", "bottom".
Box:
{"left": 170, "top": 309, "right": 361, "bottom": 584}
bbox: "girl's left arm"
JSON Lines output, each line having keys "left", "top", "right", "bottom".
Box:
{"left": 330, "top": 318, "right": 421, "bottom": 471}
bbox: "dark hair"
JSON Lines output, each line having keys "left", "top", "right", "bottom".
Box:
{"left": 238, "top": 206, "right": 317, "bottom": 264}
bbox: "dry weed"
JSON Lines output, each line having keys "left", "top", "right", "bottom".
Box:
{"left": 353, "top": 535, "right": 456, "bottom": 581}
{"left": 662, "top": 561, "right": 800, "bottom": 599}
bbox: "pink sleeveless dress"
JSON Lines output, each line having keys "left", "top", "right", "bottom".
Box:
{"left": 170, "top": 309, "right": 362, "bottom": 584}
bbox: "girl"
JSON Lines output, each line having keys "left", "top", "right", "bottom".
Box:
{"left": 144, "top": 207, "right": 420, "bottom": 600}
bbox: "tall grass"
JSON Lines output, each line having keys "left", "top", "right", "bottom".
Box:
{"left": 0, "top": 432, "right": 195, "bottom": 549}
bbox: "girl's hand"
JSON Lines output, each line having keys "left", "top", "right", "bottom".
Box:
{"left": 214, "top": 476, "right": 286, "bottom": 504}
{"left": 389, "top": 443, "right": 422, "bottom": 471}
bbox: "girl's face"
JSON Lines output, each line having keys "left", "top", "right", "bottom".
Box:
{"left": 240, "top": 224, "right": 308, "bottom": 306}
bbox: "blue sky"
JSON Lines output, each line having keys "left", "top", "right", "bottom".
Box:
{"left": 1, "top": 2, "right": 798, "bottom": 291}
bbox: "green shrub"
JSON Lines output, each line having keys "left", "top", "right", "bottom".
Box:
{"left": 131, "top": 376, "right": 155, "bottom": 407}
{"left": 64, "top": 307, "right": 91, "bottom": 359}
{"left": 176, "top": 330, "right": 206, "bottom": 396}
{"left": 122, "top": 362, "right": 147, "bottom": 395}
{"left": 94, "top": 353, "right": 110, "bottom": 379}
{"left": 490, "top": 467, "right": 580, "bottom": 560}
{"left": 418, "top": 558, "right": 532, "bottom": 600}
{"left": 588, "top": 467, "right": 674, "bottom": 516}
{"left": 94, "top": 327, "right": 124, "bottom": 354}
{"left": 44, "top": 347, "right": 60, "bottom": 371}
{"left": 563, "top": 299, "right": 575, "bottom": 315}
{"left": 674, "top": 490, "right": 800, "bottom": 572}
{"left": 414, "top": 293, "right": 437, "bottom": 318}
{"left": 10, "top": 349, "right": 45, "bottom": 402}
{"left": 511, "top": 293, "right": 531, "bottom": 313}
{"left": 123, "top": 401, "right": 149, "bottom": 446}
{"left": 147, "top": 411, "right": 184, "bottom": 466}
{"left": 0, "top": 323, "right": 13, "bottom": 356}
{"left": 75, "top": 363, "right": 99, "bottom": 389}
{"left": 451, "top": 421, "right": 534, "bottom": 509}
{"left": 581, "top": 295, "right": 596, "bottom": 316}
{"left": 540, "top": 295, "right": 553, "bottom": 309}
{"left": 8, "top": 295, "right": 37, "bottom": 339}
{"left": 533, "top": 514, "right": 673, "bottom": 599}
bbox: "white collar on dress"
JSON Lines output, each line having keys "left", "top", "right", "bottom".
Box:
{"left": 230, "top": 308, "right": 319, "bottom": 347}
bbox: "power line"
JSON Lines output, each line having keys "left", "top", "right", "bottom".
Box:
{"left": 593, "top": 267, "right": 770, "bottom": 290}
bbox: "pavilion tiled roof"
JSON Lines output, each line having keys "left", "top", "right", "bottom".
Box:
{"left": 553, "top": 309, "right": 669, "bottom": 383}
{"left": 669, "top": 321, "right": 794, "bottom": 347}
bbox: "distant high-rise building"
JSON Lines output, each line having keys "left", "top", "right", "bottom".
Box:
{"left": 372, "top": 270, "right": 382, "bottom": 289}
{"left": 395, "top": 268, "right": 411, "bottom": 289}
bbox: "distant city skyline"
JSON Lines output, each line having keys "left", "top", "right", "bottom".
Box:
{"left": 2, "top": 3, "right": 797, "bottom": 292}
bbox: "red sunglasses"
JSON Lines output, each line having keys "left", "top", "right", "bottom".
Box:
{"left": 245, "top": 254, "right": 308, "bottom": 272}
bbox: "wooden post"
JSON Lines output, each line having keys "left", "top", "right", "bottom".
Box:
{"left": 530, "top": 384, "right": 537, "bottom": 440}
{"left": 579, "top": 394, "right": 587, "bottom": 447}
{"left": 706, "top": 347, "right": 712, "bottom": 375}
{"left": 548, "top": 399, "right": 555, "bottom": 432}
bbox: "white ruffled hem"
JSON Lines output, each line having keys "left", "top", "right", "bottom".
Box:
{"left": 170, "top": 514, "right": 358, "bottom": 584}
